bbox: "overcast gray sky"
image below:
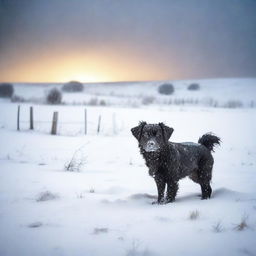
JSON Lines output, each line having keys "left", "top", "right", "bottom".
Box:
{"left": 0, "top": 0, "right": 256, "bottom": 82}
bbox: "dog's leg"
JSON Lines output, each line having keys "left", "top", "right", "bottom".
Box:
{"left": 200, "top": 183, "right": 212, "bottom": 199}
{"left": 198, "top": 158, "right": 213, "bottom": 199}
{"left": 166, "top": 181, "right": 179, "bottom": 203}
{"left": 153, "top": 175, "right": 166, "bottom": 204}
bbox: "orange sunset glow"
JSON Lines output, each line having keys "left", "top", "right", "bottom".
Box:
{"left": 1, "top": 0, "right": 255, "bottom": 83}
{"left": 1, "top": 50, "right": 178, "bottom": 83}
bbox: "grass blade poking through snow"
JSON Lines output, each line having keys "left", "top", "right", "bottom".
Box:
{"left": 189, "top": 210, "right": 200, "bottom": 220}
{"left": 212, "top": 221, "right": 224, "bottom": 233}
{"left": 36, "top": 191, "right": 59, "bottom": 202}
{"left": 64, "top": 145, "right": 87, "bottom": 172}
{"left": 234, "top": 215, "right": 249, "bottom": 231}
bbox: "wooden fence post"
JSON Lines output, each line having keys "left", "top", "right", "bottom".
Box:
{"left": 97, "top": 115, "right": 101, "bottom": 134}
{"left": 112, "top": 113, "right": 116, "bottom": 135}
{"left": 84, "top": 108, "right": 87, "bottom": 135}
{"left": 51, "top": 111, "right": 58, "bottom": 135}
{"left": 17, "top": 105, "right": 20, "bottom": 131}
{"left": 30, "top": 106, "right": 34, "bottom": 130}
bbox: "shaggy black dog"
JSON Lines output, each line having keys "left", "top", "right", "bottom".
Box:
{"left": 131, "top": 122, "right": 221, "bottom": 204}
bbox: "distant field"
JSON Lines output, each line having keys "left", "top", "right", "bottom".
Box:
{"left": 10, "top": 78, "right": 256, "bottom": 108}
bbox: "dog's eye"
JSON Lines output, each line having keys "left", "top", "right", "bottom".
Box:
{"left": 144, "top": 133, "right": 149, "bottom": 138}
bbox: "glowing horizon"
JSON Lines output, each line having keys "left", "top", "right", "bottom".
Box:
{"left": 1, "top": 0, "right": 256, "bottom": 83}
{"left": 0, "top": 49, "right": 179, "bottom": 83}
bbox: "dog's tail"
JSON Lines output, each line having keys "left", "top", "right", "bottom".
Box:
{"left": 198, "top": 133, "right": 221, "bottom": 152}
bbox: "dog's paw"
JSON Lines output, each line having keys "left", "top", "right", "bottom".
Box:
{"left": 201, "top": 196, "right": 211, "bottom": 200}
{"left": 164, "top": 198, "right": 175, "bottom": 204}
{"left": 152, "top": 199, "right": 165, "bottom": 205}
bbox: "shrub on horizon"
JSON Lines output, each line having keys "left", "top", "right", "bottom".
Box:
{"left": 46, "top": 88, "right": 62, "bottom": 104}
{"left": 0, "top": 83, "right": 14, "bottom": 98}
{"left": 188, "top": 83, "right": 200, "bottom": 91}
{"left": 62, "top": 81, "right": 84, "bottom": 92}
{"left": 158, "top": 83, "right": 174, "bottom": 95}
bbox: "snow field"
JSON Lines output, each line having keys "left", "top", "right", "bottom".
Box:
{"left": 0, "top": 81, "right": 256, "bottom": 256}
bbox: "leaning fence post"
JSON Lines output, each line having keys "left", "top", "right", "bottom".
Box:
{"left": 17, "top": 105, "right": 20, "bottom": 131}
{"left": 30, "top": 106, "right": 34, "bottom": 130}
{"left": 51, "top": 111, "right": 58, "bottom": 135}
{"left": 97, "top": 115, "right": 101, "bottom": 134}
{"left": 84, "top": 108, "right": 87, "bottom": 135}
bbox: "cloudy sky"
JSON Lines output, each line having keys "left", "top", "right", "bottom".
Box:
{"left": 0, "top": 0, "right": 256, "bottom": 83}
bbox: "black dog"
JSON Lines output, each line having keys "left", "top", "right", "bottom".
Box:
{"left": 131, "top": 122, "right": 220, "bottom": 204}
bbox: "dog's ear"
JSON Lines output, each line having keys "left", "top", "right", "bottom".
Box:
{"left": 131, "top": 121, "right": 147, "bottom": 141}
{"left": 159, "top": 123, "right": 174, "bottom": 141}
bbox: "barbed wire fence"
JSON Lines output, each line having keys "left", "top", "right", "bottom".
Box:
{"left": 16, "top": 105, "right": 120, "bottom": 136}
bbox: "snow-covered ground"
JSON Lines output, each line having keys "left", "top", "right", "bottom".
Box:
{"left": 0, "top": 79, "right": 256, "bottom": 256}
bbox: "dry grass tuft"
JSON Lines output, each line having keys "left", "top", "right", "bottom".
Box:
{"left": 212, "top": 221, "right": 224, "bottom": 233}
{"left": 189, "top": 210, "right": 199, "bottom": 220}
{"left": 234, "top": 216, "right": 249, "bottom": 231}
{"left": 36, "top": 191, "right": 59, "bottom": 202}
{"left": 64, "top": 146, "right": 86, "bottom": 172}
{"left": 93, "top": 227, "right": 109, "bottom": 234}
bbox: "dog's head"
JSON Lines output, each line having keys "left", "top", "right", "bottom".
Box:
{"left": 131, "top": 121, "right": 174, "bottom": 152}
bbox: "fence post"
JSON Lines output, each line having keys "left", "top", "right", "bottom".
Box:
{"left": 30, "top": 106, "right": 34, "bottom": 130}
{"left": 84, "top": 108, "right": 87, "bottom": 135}
{"left": 112, "top": 113, "right": 116, "bottom": 135}
{"left": 17, "top": 105, "right": 20, "bottom": 131}
{"left": 51, "top": 111, "right": 58, "bottom": 135}
{"left": 97, "top": 115, "right": 101, "bottom": 134}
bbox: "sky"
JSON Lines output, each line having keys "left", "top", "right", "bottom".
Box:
{"left": 0, "top": 0, "right": 256, "bottom": 83}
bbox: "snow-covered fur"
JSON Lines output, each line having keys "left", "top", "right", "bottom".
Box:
{"left": 131, "top": 122, "right": 221, "bottom": 204}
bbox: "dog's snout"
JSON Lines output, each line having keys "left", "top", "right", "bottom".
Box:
{"left": 144, "top": 139, "right": 159, "bottom": 152}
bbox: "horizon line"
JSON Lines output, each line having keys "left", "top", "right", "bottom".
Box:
{"left": 1, "top": 76, "right": 256, "bottom": 84}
